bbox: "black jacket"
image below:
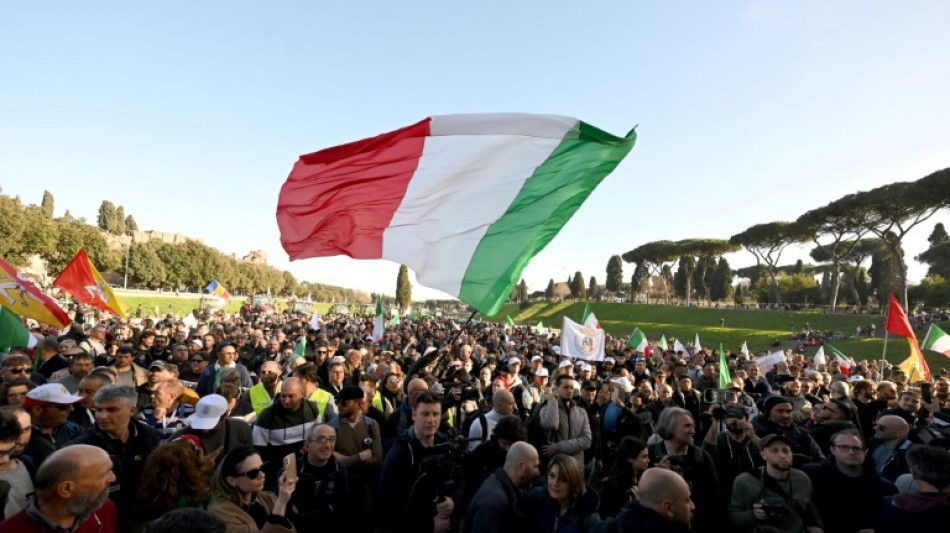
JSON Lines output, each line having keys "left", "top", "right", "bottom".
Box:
{"left": 593, "top": 501, "right": 687, "bottom": 533}
{"left": 463, "top": 468, "right": 526, "bottom": 533}
{"left": 802, "top": 455, "right": 896, "bottom": 533}
{"left": 753, "top": 414, "right": 824, "bottom": 466}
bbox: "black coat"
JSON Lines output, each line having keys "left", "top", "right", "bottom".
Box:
{"left": 463, "top": 468, "right": 526, "bottom": 533}
{"left": 801, "top": 455, "right": 896, "bottom": 533}
{"left": 593, "top": 501, "right": 687, "bottom": 533}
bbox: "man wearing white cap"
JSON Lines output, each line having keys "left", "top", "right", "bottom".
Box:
{"left": 171, "top": 393, "right": 253, "bottom": 464}
{"left": 556, "top": 359, "right": 574, "bottom": 377}
{"left": 525, "top": 367, "right": 549, "bottom": 411}
{"left": 22, "top": 383, "right": 85, "bottom": 466}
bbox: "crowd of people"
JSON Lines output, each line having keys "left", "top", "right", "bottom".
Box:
{"left": 0, "top": 301, "right": 949, "bottom": 533}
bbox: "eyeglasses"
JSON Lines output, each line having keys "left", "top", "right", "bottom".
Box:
{"left": 832, "top": 444, "right": 863, "bottom": 454}
{"left": 317, "top": 350, "right": 328, "bottom": 355}
{"left": 311, "top": 436, "right": 337, "bottom": 445}
{"left": 6, "top": 368, "right": 29, "bottom": 375}
{"left": 236, "top": 468, "right": 263, "bottom": 480}
{"left": 191, "top": 359, "right": 206, "bottom": 364}
{"left": 0, "top": 444, "right": 19, "bottom": 457}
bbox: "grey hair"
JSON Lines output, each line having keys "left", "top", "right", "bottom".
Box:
{"left": 655, "top": 407, "right": 691, "bottom": 440}
{"left": 93, "top": 384, "right": 137, "bottom": 406}
{"left": 830, "top": 381, "right": 851, "bottom": 397}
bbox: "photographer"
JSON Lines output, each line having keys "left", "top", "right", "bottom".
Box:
{"left": 701, "top": 404, "right": 761, "bottom": 502}
{"left": 378, "top": 391, "right": 464, "bottom": 533}
{"left": 729, "top": 434, "right": 824, "bottom": 533}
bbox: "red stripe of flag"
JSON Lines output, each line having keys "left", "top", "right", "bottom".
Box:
{"left": 277, "top": 118, "right": 431, "bottom": 260}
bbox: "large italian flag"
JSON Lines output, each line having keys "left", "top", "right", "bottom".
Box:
{"left": 277, "top": 114, "right": 636, "bottom": 315}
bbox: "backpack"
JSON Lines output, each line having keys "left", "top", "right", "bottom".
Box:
{"left": 328, "top": 414, "right": 375, "bottom": 435}
{"left": 459, "top": 408, "right": 489, "bottom": 444}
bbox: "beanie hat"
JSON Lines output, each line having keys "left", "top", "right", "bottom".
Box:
{"left": 762, "top": 395, "right": 792, "bottom": 417}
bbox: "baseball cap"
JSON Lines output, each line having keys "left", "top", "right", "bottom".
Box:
{"left": 610, "top": 376, "right": 633, "bottom": 393}
{"left": 604, "top": 357, "right": 616, "bottom": 364}
{"left": 507, "top": 357, "right": 522, "bottom": 366}
{"left": 149, "top": 360, "right": 168, "bottom": 371}
{"left": 581, "top": 380, "right": 598, "bottom": 390}
{"left": 22, "top": 384, "right": 83, "bottom": 408}
{"left": 760, "top": 433, "right": 794, "bottom": 448}
{"left": 530, "top": 355, "right": 543, "bottom": 362}
{"left": 558, "top": 360, "right": 574, "bottom": 368}
{"left": 535, "top": 368, "right": 549, "bottom": 378}
{"left": 339, "top": 386, "right": 365, "bottom": 403}
{"left": 190, "top": 394, "right": 229, "bottom": 430}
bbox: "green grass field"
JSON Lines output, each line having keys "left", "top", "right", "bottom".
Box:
{"left": 114, "top": 294, "right": 333, "bottom": 319}
{"left": 482, "top": 301, "right": 950, "bottom": 373}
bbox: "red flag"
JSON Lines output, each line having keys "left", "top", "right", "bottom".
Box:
{"left": 885, "top": 293, "right": 915, "bottom": 338}
{"left": 0, "top": 257, "right": 71, "bottom": 328}
{"left": 53, "top": 250, "right": 127, "bottom": 317}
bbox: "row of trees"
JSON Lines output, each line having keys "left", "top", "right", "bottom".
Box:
{"left": 623, "top": 168, "right": 950, "bottom": 310}
{"left": 0, "top": 190, "right": 371, "bottom": 303}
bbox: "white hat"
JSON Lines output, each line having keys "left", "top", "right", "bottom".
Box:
{"left": 604, "top": 357, "right": 616, "bottom": 364}
{"left": 507, "top": 357, "right": 522, "bottom": 366}
{"left": 551, "top": 346, "right": 561, "bottom": 355}
{"left": 530, "top": 355, "right": 543, "bottom": 362}
{"left": 22, "top": 384, "right": 83, "bottom": 408}
{"left": 579, "top": 362, "right": 591, "bottom": 372}
{"left": 610, "top": 376, "right": 633, "bottom": 393}
{"left": 332, "top": 355, "right": 347, "bottom": 364}
{"left": 190, "top": 394, "right": 229, "bottom": 430}
{"left": 536, "top": 368, "right": 549, "bottom": 378}
{"left": 558, "top": 360, "right": 574, "bottom": 368}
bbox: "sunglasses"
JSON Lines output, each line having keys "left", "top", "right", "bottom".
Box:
{"left": 43, "top": 403, "right": 72, "bottom": 411}
{"left": 6, "top": 368, "right": 30, "bottom": 375}
{"left": 236, "top": 468, "right": 263, "bottom": 480}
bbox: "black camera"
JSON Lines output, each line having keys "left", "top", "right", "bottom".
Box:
{"left": 760, "top": 501, "right": 790, "bottom": 518}
{"left": 712, "top": 406, "right": 726, "bottom": 420}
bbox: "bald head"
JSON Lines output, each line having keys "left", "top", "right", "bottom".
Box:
{"left": 503, "top": 441, "right": 540, "bottom": 488}
{"left": 638, "top": 468, "right": 694, "bottom": 526}
{"left": 35, "top": 445, "right": 109, "bottom": 491}
{"left": 493, "top": 390, "right": 516, "bottom": 416}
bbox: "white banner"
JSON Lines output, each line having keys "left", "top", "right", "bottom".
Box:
{"left": 561, "top": 316, "right": 605, "bottom": 361}
{"left": 755, "top": 350, "right": 786, "bottom": 375}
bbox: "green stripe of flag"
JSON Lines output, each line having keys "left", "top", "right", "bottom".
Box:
{"left": 458, "top": 122, "right": 636, "bottom": 315}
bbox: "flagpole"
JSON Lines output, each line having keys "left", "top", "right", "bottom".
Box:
{"left": 880, "top": 330, "right": 889, "bottom": 375}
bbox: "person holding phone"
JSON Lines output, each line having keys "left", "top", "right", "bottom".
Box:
{"left": 208, "top": 445, "right": 297, "bottom": 533}
{"left": 284, "top": 423, "right": 349, "bottom": 532}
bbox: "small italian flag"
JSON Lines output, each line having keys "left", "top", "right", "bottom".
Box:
{"left": 581, "top": 303, "right": 600, "bottom": 329}
{"left": 535, "top": 321, "right": 545, "bottom": 334}
{"left": 825, "top": 344, "right": 852, "bottom": 375}
{"left": 627, "top": 327, "right": 648, "bottom": 352}
{"left": 505, "top": 315, "right": 515, "bottom": 328}
{"left": 719, "top": 343, "right": 732, "bottom": 389}
{"left": 922, "top": 323, "right": 950, "bottom": 358}
{"left": 0, "top": 307, "right": 37, "bottom": 350}
{"left": 291, "top": 336, "right": 306, "bottom": 363}
{"left": 372, "top": 299, "right": 384, "bottom": 342}
{"left": 658, "top": 335, "right": 668, "bottom": 351}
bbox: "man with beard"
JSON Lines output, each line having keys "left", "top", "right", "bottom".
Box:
{"left": 169, "top": 394, "right": 252, "bottom": 465}
{"left": 729, "top": 434, "right": 824, "bottom": 533}
{"left": 50, "top": 352, "right": 94, "bottom": 395}
{"left": 245, "top": 361, "right": 282, "bottom": 416}
{"left": 0, "top": 444, "right": 119, "bottom": 533}
{"left": 702, "top": 405, "right": 762, "bottom": 502}
{"left": 753, "top": 396, "right": 823, "bottom": 467}
{"left": 329, "top": 386, "right": 381, "bottom": 533}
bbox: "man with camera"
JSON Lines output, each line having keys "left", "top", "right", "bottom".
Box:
{"left": 729, "top": 433, "right": 824, "bottom": 533}
{"left": 702, "top": 404, "right": 761, "bottom": 502}
{"left": 378, "top": 391, "right": 463, "bottom": 533}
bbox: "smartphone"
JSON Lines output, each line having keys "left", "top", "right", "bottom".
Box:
{"left": 921, "top": 382, "right": 933, "bottom": 404}
{"left": 283, "top": 453, "right": 297, "bottom": 482}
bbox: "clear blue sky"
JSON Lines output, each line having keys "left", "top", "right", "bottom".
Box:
{"left": 2, "top": 2, "right": 949, "bottom": 300}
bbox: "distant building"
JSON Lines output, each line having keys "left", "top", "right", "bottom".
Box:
{"left": 240, "top": 250, "right": 268, "bottom": 265}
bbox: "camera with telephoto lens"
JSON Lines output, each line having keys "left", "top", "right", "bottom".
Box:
{"left": 441, "top": 380, "right": 480, "bottom": 402}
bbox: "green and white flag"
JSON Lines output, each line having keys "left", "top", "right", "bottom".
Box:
{"left": 581, "top": 303, "right": 600, "bottom": 329}
{"left": 718, "top": 343, "right": 732, "bottom": 389}
{"left": 0, "top": 307, "right": 37, "bottom": 350}
{"left": 694, "top": 333, "right": 702, "bottom": 352}
{"left": 627, "top": 327, "right": 648, "bottom": 352}
{"left": 391, "top": 315, "right": 400, "bottom": 326}
{"left": 658, "top": 335, "right": 668, "bottom": 351}
{"left": 825, "top": 344, "right": 853, "bottom": 374}
{"left": 505, "top": 315, "right": 515, "bottom": 328}
{"left": 535, "top": 321, "right": 545, "bottom": 334}
{"left": 922, "top": 323, "right": 950, "bottom": 358}
{"left": 372, "top": 298, "right": 384, "bottom": 342}
{"left": 291, "top": 336, "right": 306, "bottom": 363}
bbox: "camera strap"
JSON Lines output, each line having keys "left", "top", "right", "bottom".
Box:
{"left": 757, "top": 468, "right": 806, "bottom": 519}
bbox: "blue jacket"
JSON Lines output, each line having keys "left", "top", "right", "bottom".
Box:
{"left": 463, "top": 468, "right": 526, "bottom": 533}
{"left": 196, "top": 362, "right": 253, "bottom": 396}
{"left": 524, "top": 484, "right": 600, "bottom": 533}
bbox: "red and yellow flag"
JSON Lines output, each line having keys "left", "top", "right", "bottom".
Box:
{"left": 886, "top": 293, "right": 931, "bottom": 382}
{"left": 53, "top": 250, "right": 127, "bottom": 317}
{"left": 0, "top": 257, "right": 71, "bottom": 328}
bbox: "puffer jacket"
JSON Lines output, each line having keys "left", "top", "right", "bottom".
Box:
{"left": 539, "top": 398, "right": 592, "bottom": 465}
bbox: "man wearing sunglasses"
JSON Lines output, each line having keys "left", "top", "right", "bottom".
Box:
{"left": 1, "top": 354, "right": 46, "bottom": 386}
{"left": 21, "top": 384, "right": 85, "bottom": 467}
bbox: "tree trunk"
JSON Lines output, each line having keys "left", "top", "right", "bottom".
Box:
{"left": 829, "top": 258, "right": 841, "bottom": 313}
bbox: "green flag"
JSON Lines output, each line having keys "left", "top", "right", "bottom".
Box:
{"left": 627, "top": 328, "right": 648, "bottom": 352}
{"left": 535, "top": 321, "right": 544, "bottom": 334}
{"left": 291, "top": 336, "right": 307, "bottom": 363}
{"left": 0, "top": 307, "right": 37, "bottom": 351}
{"left": 506, "top": 315, "right": 514, "bottom": 328}
{"left": 658, "top": 335, "right": 668, "bottom": 351}
{"left": 391, "top": 315, "right": 400, "bottom": 326}
{"left": 718, "top": 342, "right": 731, "bottom": 389}
{"left": 582, "top": 303, "right": 593, "bottom": 323}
